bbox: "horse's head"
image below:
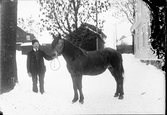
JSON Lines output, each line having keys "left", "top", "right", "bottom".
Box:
{"left": 51, "top": 33, "right": 64, "bottom": 57}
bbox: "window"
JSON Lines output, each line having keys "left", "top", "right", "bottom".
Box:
{"left": 26, "top": 35, "right": 30, "bottom": 41}
{"left": 136, "top": 31, "right": 139, "bottom": 50}
{"left": 142, "top": 26, "right": 145, "bottom": 47}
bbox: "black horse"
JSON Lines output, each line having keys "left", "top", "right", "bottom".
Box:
{"left": 51, "top": 34, "right": 124, "bottom": 104}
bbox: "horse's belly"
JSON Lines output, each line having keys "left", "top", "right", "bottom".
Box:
{"left": 83, "top": 66, "right": 107, "bottom": 76}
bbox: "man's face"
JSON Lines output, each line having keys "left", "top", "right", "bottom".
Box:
{"left": 33, "top": 42, "right": 39, "bottom": 50}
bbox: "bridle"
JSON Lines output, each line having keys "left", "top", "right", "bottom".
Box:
{"left": 53, "top": 38, "right": 64, "bottom": 57}
{"left": 50, "top": 38, "right": 64, "bottom": 71}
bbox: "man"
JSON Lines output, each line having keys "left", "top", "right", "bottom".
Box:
{"left": 27, "top": 39, "right": 56, "bottom": 94}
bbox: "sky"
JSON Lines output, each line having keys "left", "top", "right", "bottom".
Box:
{"left": 17, "top": 0, "right": 132, "bottom": 48}
{"left": 17, "top": 0, "right": 40, "bottom": 19}
{"left": 18, "top": 0, "right": 53, "bottom": 43}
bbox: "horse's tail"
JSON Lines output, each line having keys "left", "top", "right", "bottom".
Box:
{"left": 121, "top": 62, "right": 125, "bottom": 79}
{"left": 120, "top": 56, "right": 125, "bottom": 79}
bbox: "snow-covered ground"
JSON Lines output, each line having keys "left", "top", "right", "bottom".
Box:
{"left": 0, "top": 51, "right": 165, "bottom": 114}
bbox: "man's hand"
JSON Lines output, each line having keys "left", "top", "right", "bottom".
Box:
{"left": 52, "top": 52, "right": 58, "bottom": 59}
{"left": 28, "top": 72, "right": 32, "bottom": 77}
{"left": 52, "top": 55, "right": 57, "bottom": 59}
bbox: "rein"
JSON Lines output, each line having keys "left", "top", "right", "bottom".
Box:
{"left": 50, "top": 57, "right": 61, "bottom": 71}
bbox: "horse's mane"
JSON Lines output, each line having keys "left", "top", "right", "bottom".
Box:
{"left": 64, "top": 39, "right": 87, "bottom": 54}
{"left": 51, "top": 35, "right": 88, "bottom": 59}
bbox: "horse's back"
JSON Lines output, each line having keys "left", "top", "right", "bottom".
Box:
{"left": 87, "top": 47, "right": 122, "bottom": 60}
{"left": 89, "top": 47, "right": 123, "bottom": 68}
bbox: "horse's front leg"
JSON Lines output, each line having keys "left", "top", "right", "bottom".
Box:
{"left": 76, "top": 75, "right": 84, "bottom": 104}
{"left": 71, "top": 75, "right": 78, "bottom": 103}
{"left": 71, "top": 74, "right": 84, "bottom": 104}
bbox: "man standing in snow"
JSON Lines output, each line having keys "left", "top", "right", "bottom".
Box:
{"left": 27, "top": 39, "right": 56, "bottom": 94}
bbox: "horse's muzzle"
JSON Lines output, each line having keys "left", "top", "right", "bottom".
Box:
{"left": 54, "top": 51, "right": 58, "bottom": 58}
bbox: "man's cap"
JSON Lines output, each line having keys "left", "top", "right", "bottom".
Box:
{"left": 32, "top": 39, "right": 39, "bottom": 45}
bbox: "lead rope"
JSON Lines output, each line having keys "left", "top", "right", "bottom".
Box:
{"left": 50, "top": 57, "right": 61, "bottom": 71}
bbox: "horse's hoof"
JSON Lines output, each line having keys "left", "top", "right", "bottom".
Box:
{"left": 79, "top": 100, "right": 84, "bottom": 104}
{"left": 118, "top": 95, "right": 124, "bottom": 99}
{"left": 114, "top": 93, "right": 119, "bottom": 97}
{"left": 72, "top": 98, "right": 78, "bottom": 103}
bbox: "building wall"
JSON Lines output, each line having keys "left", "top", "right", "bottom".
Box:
{"left": 16, "top": 27, "right": 35, "bottom": 43}
{"left": 16, "top": 27, "right": 35, "bottom": 50}
{"left": 132, "top": 0, "right": 156, "bottom": 60}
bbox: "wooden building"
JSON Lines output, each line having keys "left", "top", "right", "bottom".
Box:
{"left": 67, "top": 23, "right": 107, "bottom": 51}
{"left": 16, "top": 26, "right": 35, "bottom": 50}
{"left": 17, "top": 27, "right": 52, "bottom": 55}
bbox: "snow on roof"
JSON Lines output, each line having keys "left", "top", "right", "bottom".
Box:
{"left": 20, "top": 42, "right": 32, "bottom": 46}
{"left": 20, "top": 42, "right": 50, "bottom": 46}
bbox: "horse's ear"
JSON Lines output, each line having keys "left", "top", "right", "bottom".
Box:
{"left": 52, "top": 33, "right": 60, "bottom": 40}
{"left": 58, "top": 33, "right": 61, "bottom": 37}
{"left": 58, "top": 33, "right": 62, "bottom": 40}
{"left": 51, "top": 33, "right": 56, "bottom": 40}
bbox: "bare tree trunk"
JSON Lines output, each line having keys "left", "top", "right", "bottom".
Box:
{"left": 0, "top": 0, "right": 18, "bottom": 94}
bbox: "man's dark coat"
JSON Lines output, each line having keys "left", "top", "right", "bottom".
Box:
{"left": 27, "top": 49, "right": 53, "bottom": 75}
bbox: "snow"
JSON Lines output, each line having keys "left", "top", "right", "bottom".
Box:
{"left": 0, "top": 51, "right": 165, "bottom": 114}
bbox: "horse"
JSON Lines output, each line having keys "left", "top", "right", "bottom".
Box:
{"left": 51, "top": 33, "right": 124, "bottom": 104}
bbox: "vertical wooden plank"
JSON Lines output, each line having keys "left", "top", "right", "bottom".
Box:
{"left": 0, "top": 0, "right": 2, "bottom": 94}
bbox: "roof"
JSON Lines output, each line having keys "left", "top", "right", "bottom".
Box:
{"left": 81, "top": 23, "right": 107, "bottom": 39}
{"left": 17, "top": 26, "right": 36, "bottom": 39}
{"left": 67, "top": 23, "right": 106, "bottom": 44}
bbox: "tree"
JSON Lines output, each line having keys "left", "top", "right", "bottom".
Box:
{"left": 38, "top": 0, "right": 111, "bottom": 37}
{"left": 17, "top": 17, "right": 41, "bottom": 38}
{"left": 0, "top": 0, "right": 18, "bottom": 94}
{"left": 111, "top": 0, "right": 136, "bottom": 24}
{"left": 142, "top": 0, "right": 166, "bottom": 70}
{"left": 111, "top": 0, "right": 136, "bottom": 53}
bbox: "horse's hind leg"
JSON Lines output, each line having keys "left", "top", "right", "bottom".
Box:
{"left": 108, "top": 67, "right": 124, "bottom": 99}
{"left": 119, "top": 76, "right": 124, "bottom": 99}
{"left": 116, "top": 73, "right": 124, "bottom": 99}
{"left": 118, "top": 62, "right": 124, "bottom": 99}
{"left": 108, "top": 67, "right": 120, "bottom": 97}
